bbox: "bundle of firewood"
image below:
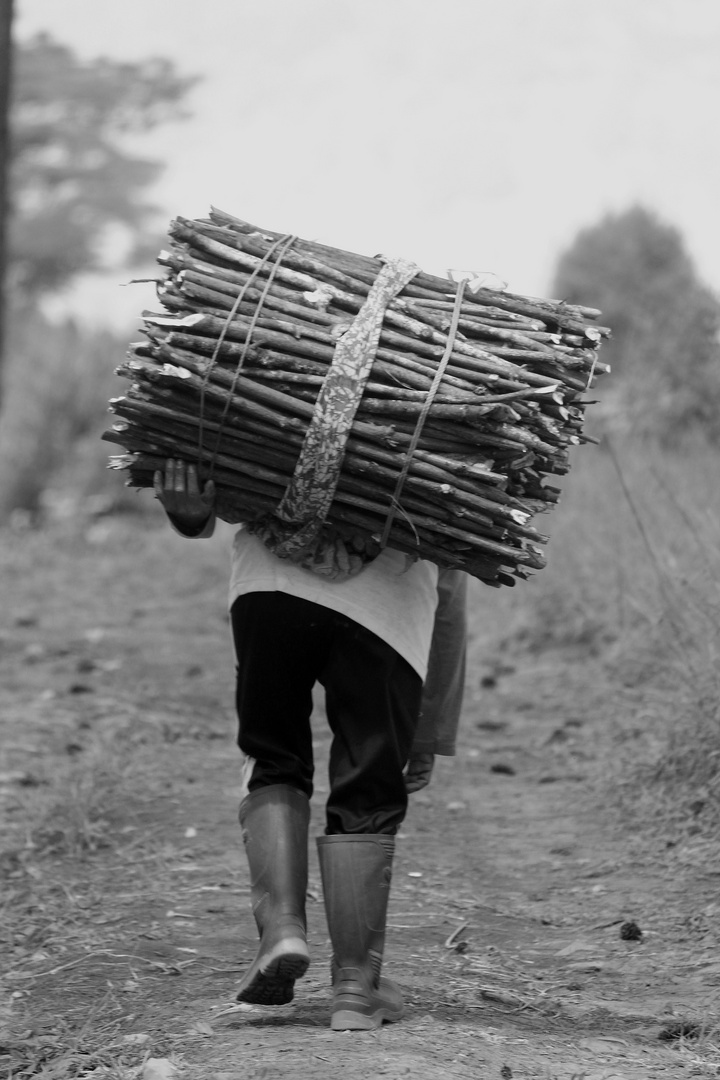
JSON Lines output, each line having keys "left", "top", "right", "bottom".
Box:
{"left": 104, "top": 207, "right": 609, "bottom": 585}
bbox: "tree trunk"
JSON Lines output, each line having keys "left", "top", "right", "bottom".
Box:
{"left": 0, "top": 0, "right": 15, "bottom": 412}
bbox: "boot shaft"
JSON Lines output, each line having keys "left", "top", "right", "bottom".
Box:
{"left": 240, "top": 784, "right": 310, "bottom": 928}
{"left": 236, "top": 784, "right": 311, "bottom": 1006}
{"left": 316, "top": 834, "right": 395, "bottom": 971}
{"left": 317, "top": 834, "right": 403, "bottom": 1029}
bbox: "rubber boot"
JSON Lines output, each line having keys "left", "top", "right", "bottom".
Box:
{"left": 316, "top": 834, "right": 404, "bottom": 1030}
{"left": 236, "top": 784, "right": 311, "bottom": 1005}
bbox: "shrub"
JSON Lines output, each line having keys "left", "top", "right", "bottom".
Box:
{"left": 0, "top": 309, "right": 130, "bottom": 522}
{"left": 553, "top": 205, "right": 720, "bottom": 446}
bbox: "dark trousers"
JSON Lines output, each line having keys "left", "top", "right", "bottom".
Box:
{"left": 230, "top": 591, "right": 423, "bottom": 835}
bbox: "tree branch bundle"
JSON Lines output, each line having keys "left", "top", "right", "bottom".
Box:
{"left": 103, "top": 207, "right": 610, "bottom": 586}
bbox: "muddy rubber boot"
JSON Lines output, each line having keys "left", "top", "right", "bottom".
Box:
{"left": 316, "top": 834, "right": 403, "bottom": 1030}
{"left": 236, "top": 784, "right": 311, "bottom": 1005}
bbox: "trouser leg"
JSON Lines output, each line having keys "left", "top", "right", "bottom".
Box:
{"left": 230, "top": 593, "right": 423, "bottom": 826}
{"left": 320, "top": 618, "right": 423, "bottom": 834}
{"left": 230, "top": 591, "right": 319, "bottom": 796}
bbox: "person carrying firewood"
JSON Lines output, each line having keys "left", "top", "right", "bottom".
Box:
{"left": 153, "top": 458, "right": 467, "bottom": 1031}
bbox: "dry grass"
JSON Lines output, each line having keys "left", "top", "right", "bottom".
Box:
{"left": 29, "top": 728, "right": 141, "bottom": 858}
{"left": 3, "top": 703, "right": 172, "bottom": 865}
{"left": 2, "top": 985, "right": 162, "bottom": 1079}
{"left": 502, "top": 438, "right": 720, "bottom": 839}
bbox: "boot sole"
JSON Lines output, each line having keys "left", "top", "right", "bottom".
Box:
{"left": 331, "top": 1003, "right": 404, "bottom": 1031}
{"left": 236, "top": 941, "right": 310, "bottom": 1006}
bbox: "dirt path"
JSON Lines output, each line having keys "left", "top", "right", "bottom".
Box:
{"left": 2, "top": 518, "right": 718, "bottom": 1079}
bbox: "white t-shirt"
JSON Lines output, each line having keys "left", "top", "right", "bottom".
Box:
{"left": 228, "top": 527, "right": 439, "bottom": 681}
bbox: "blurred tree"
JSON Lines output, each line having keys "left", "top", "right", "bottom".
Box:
{"left": 553, "top": 206, "right": 720, "bottom": 446}
{"left": 0, "top": 312, "right": 129, "bottom": 521}
{"left": 8, "top": 32, "right": 198, "bottom": 300}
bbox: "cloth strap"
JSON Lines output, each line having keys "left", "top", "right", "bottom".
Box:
{"left": 266, "top": 255, "right": 420, "bottom": 559}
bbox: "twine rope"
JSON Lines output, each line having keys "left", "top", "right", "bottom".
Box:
{"left": 196, "top": 232, "right": 298, "bottom": 476}
{"left": 379, "top": 278, "right": 467, "bottom": 549}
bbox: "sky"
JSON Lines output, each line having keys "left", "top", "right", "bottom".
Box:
{"left": 14, "top": 0, "right": 720, "bottom": 329}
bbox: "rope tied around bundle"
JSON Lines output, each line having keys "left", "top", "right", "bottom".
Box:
{"left": 105, "top": 208, "right": 610, "bottom": 586}
{"left": 379, "top": 278, "right": 467, "bottom": 550}
{"left": 249, "top": 254, "right": 420, "bottom": 576}
{"left": 197, "top": 232, "right": 298, "bottom": 476}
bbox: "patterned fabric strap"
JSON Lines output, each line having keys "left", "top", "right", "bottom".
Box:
{"left": 253, "top": 256, "right": 419, "bottom": 570}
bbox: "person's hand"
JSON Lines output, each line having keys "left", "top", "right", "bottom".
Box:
{"left": 404, "top": 752, "right": 434, "bottom": 794}
{"left": 153, "top": 459, "right": 216, "bottom": 532}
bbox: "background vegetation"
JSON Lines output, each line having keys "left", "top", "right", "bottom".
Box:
{"left": 0, "top": 31, "right": 197, "bottom": 519}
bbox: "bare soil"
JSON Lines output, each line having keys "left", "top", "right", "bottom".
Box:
{"left": 2, "top": 516, "right": 718, "bottom": 1079}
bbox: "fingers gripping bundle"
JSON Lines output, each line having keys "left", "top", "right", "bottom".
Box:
{"left": 104, "top": 208, "right": 609, "bottom": 586}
